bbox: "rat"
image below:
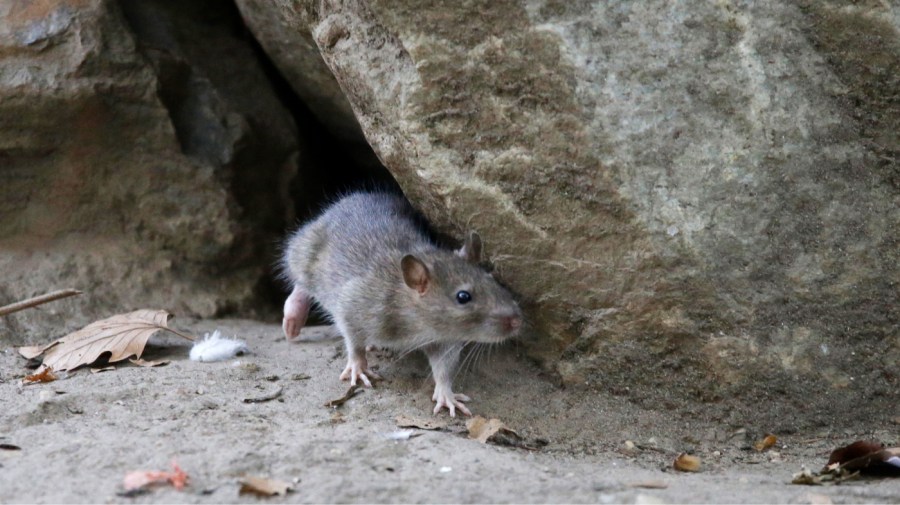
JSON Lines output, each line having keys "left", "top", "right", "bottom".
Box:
{"left": 281, "top": 191, "right": 523, "bottom": 416}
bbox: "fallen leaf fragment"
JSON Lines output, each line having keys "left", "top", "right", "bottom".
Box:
{"left": 467, "top": 416, "right": 507, "bottom": 443}
{"left": 31, "top": 310, "right": 193, "bottom": 372}
{"left": 825, "top": 440, "right": 900, "bottom": 476}
{"left": 324, "top": 385, "right": 362, "bottom": 408}
{"left": 673, "top": 453, "right": 701, "bottom": 472}
{"left": 18, "top": 344, "right": 55, "bottom": 360}
{"left": 243, "top": 387, "right": 283, "bottom": 404}
{"left": 129, "top": 358, "right": 170, "bottom": 367}
{"left": 465, "top": 416, "right": 542, "bottom": 450}
{"left": 123, "top": 460, "right": 189, "bottom": 492}
{"left": 90, "top": 366, "right": 116, "bottom": 374}
{"left": 395, "top": 415, "right": 448, "bottom": 431}
{"left": 827, "top": 440, "right": 882, "bottom": 467}
{"left": 239, "top": 476, "right": 292, "bottom": 497}
{"left": 22, "top": 367, "right": 58, "bottom": 385}
{"left": 754, "top": 434, "right": 777, "bottom": 452}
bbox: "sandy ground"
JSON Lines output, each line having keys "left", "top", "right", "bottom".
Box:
{"left": 1, "top": 319, "right": 897, "bottom": 504}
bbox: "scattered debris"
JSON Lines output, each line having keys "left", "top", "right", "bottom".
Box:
{"left": 673, "top": 453, "right": 701, "bottom": 472}
{"left": 22, "top": 367, "right": 58, "bottom": 385}
{"left": 291, "top": 373, "right": 311, "bottom": 381}
{"left": 90, "top": 366, "right": 116, "bottom": 374}
{"left": 122, "top": 460, "right": 189, "bottom": 492}
{"left": 190, "top": 330, "right": 248, "bottom": 362}
{"left": 621, "top": 440, "right": 640, "bottom": 456}
{"left": 792, "top": 440, "right": 900, "bottom": 485}
{"left": 395, "top": 415, "right": 448, "bottom": 431}
{"left": 467, "top": 416, "right": 507, "bottom": 443}
{"left": 129, "top": 359, "right": 169, "bottom": 367}
{"left": 791, "top": 466, "right": 858, "bottom": 486}
{"left": 330, "top": 412, "right": 346, "bottom": 424}
{"left": 0, "top": 288, "right": 82, "bottom": 317}
{"left": 238, "top": 476, "right": 292, "bottom": 497}
{"left": 243, "top": 387, "right": 283, "bottom": 404}
{"left": 825, "top": 440, "right": 899, "bottom": 476}
{"left": 754, "top": 434, "right": 777, "bottom": 452}
{"left": 324, "top": 385, "right": 362, "bottom": 408}
{"left": 21, "top": 310, "right": 193, "bottom": 373}
{"left": 465, "top": 416, "right": 543, "bottom": 450}
{"left": 627, "top": 480, "right": 669, "bottom": 489}
{"left": 439, "top": 466, "right": 452, "bottom": 473}
{"left": 264, "top": 375, "right": 279, "bottom": 382}
{"left": 385, "top": 430, "right": 422, "bottom": 441}
{"left": 0, "top": 444, "right": 22, "bottom": 451}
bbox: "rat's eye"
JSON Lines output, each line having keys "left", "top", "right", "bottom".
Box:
{"left": 455, "top": 290, "right": 472, "bottom": 305}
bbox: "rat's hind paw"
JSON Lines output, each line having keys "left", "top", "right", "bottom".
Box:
{"left": 339, "top": 358, "right": 382, "bottom": 387}
{"left": 432, "top": 390, "right": 472, "bottom": 417}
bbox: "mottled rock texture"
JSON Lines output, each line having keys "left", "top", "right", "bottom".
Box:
{"left": 0, "top": 0, "right": 298, "bottom": 337}
{"left": 1, "top": 0, "right": 897, "bottom": 425}
{"left": 258, "top": 0, "right": 898, "bottom": 418}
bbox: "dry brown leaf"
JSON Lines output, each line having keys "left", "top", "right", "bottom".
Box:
{"left": 37, "top": 310, "right": 192, "bottom": 372}
{"left": 395, "top": 415, "right": 448, "bottom": 431}
{"left": 239, "top": 476, "right": 292, "bottom": 497}
{"left": 129, "top": 359, "right": 170, "bottom": 367}
{"left": 18, "top": 344, "right": 56, "bottom": 360}
{"left": 754, "top": 434, "right": 777, "bottom": 452}
{"left": 673, "top": 453, "right": 701, "bottom": 472}
{"left": 465, "top": 415, "right": 541, "bottom": 450}
{"left": 90, "top": 366, "right": 116, "bottom": 374}
{"left": 467, "top": 416, "right": 507, "bottom": 443}
{"left": 826, "top": 440, "right": 900, "bottom": 476}
{"left": 22, "top": 367, "right": 58, "bottom": 385}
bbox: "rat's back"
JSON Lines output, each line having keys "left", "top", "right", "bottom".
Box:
{"left": 283, "top": 192, "right": 428, "bottom": 304}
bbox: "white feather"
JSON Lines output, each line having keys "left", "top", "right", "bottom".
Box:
{"left": 189, "top": 330, "right": 249, "bottom": 362}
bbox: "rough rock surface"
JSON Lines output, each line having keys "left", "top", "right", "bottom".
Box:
{"left": 261, "top": 0, "right": 898, "bottom": 421}
{"left": 233, "top": 0, "right": 383, "bottom": 172}
{"left": 0, "top": 0, "right": 297, "bottom": 338}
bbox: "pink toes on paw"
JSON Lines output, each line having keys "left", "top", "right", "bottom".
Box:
{"left": 432, "top": 392, "right": 472, "bottom": 417}
{"left": 339, "top": 363, "right": 380, "bottom": 387}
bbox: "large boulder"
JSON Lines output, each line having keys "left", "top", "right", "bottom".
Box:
{"left": 252, "top": 0, "right": 898, "bottom": 418}
{"left": 0, "top": 0, "right": 298, "bottom": 339}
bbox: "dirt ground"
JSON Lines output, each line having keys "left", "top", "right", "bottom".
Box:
{"left": 1, "top": 319, "right": 897, "bottom": 504}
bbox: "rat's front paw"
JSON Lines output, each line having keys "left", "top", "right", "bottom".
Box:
{"left": 339, "top": 357, "right": 382, "bottom": 387}
{"left": 432, "top": 389, "right": 472, "bottom": 417}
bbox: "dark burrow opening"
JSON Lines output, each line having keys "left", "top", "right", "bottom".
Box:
{"left": 118, "top": 0, "right": 401, "bottom": 320}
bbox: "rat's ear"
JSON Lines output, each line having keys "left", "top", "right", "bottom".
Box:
{"left": 457, "top": 231, "right": 482, "bottom": 263}
{"left": 401, "top": 254, "right": 431, "bottom": 295}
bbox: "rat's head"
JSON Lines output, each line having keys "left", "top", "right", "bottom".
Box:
{"left": 400, "top": 232, "right": 523, "bottom": 343}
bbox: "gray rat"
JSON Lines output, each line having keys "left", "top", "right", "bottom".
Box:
{"left": 281, "top": 191, "right": 523, "bottom": 416}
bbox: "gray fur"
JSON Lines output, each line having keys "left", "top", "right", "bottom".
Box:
{"left": 281, "top": 191, "right": 523, "bottom": 415}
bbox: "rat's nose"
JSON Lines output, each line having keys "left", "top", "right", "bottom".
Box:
{"left": 500, "top": 315, "right": 522, "bottom": 334}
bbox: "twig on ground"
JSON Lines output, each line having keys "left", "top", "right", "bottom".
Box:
{"left": 0, "top": 289, "right": 83, "bottom": 317}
